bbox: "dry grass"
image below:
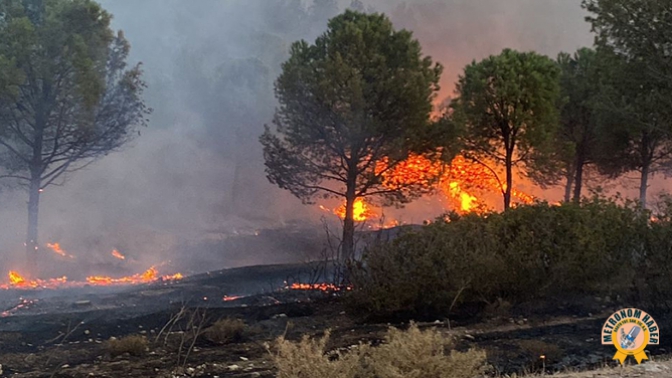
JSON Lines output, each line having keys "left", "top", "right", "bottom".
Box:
{"left": 203, "top": 318, "right": 246, "bottom": 344}
{"left": 105, "top": 335, "right": 148, "bottom": 357}
{"left": 270, "top": 323, "right": 487, "bottom": 378}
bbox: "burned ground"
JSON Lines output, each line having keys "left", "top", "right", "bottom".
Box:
{"left": 0, "top": 263, "right": 669, "bottom": 377}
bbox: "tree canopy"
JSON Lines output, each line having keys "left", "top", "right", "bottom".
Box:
{"left": 553, "top": 47, "right": 602, "bottom": 202}
{"left": 584, "top": 0, "right": 672, "bottom": 208}
{"left": 0, "top": 0, "right": 149, "bottom": 265}
{"left": 450, "top": 49, "right": 561, "bottom": 210}
{"left": 260, "top": 10, "right": 444, "bottom": 261}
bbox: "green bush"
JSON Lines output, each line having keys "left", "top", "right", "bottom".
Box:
{"left": 349, "top": 197, "right": 662, "bottom": 318}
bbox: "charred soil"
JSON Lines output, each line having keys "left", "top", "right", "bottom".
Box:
{"left": 0, "top": 264, "right": 669, "bottom": 377}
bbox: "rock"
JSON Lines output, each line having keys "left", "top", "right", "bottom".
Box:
{"left": 240, "top": 356, "right": 249, "bottom": 361}
{"left": 186, "top": 367, "right": 195, "bottom": 375}
{"left": 84, "top": 330, "right": 90, "bottom": 335}
{"left": 0, "top": 363, "right": 3, "bottom": 375}
{"left": 228, "top": 364, "right": 241, "bottom": 371}
{"left": 463, "top": 334, "right": 475, "bottom": 340}
{"left": 272, "top": 313, "right": 287, "bottom": 319}
{"left": 62, "top": 364, "right": 70, "bottom": 368}
{"left": 74, "top": 300, "right": 91, "bottom": 306}
{"left": 635, "top": 362, "right": 669, "bottom": 372}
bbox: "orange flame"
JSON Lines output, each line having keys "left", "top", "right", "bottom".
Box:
{"left": 1, "top": 267, "right": 182, "bottom": 290}
{"left": 111, "top": 249, "right": 125, "bottom": 260}
{"left": 46, "top": 243, "right": 74, "bottom": 259}
{"left": 286, "top": 282, "right": 352, "bottom": 292}
{"left": 334, "top": 198, "right": 374, "bottom": 222}
{"left": 223, "top": 295, "right": 242, "bottom": 301}
{"left": 320, "top": 153, "right": 534, "bottom": 222}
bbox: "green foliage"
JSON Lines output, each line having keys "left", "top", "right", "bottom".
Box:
{"left": 349, "top": 198, "right": 665, "bottom": 319}
{"left": 261, "top": 9, "right": 444, "bottom": 204}
{"left": 450, "top": 49, "right": 561, "bottom": 209}
{"left": 260, "top": 10, "right": 446, "bottom": 258}
{"left": 541, "top": 48, "right": 602, "bottom": 201}
{"left": 583, "top": 0, "right": 672, "bottom": 208}
{"left": 0, "top": 0, "right": 150, "bottom": 255}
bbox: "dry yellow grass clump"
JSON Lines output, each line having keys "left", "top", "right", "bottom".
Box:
{"left": 203, "top": 318, "right": 247, "bottom": 344}
{"left": 270, "top": 322, "right": 487, "bottom": 378}
{"left": 105, "top": 335, "right": 148, "bottom": 357}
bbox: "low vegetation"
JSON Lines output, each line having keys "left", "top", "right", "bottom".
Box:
{"left": 270, "top": 323, "right": 486, "bottom": 378}
{"left": 105, "top": 335, "right": 148, "bottom": 358}
{"left": 203, "top": 318, "right": 247, "bottom": 344}
{"left": 349, "top": 196, "right": 672, "bottom": 319}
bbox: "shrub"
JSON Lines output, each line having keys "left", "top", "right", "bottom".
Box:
{"left": 105, "top": 335, "right": 148, "bottom": 357}
{"left": 269, "top": 323, "right": 487, "bottom": 378}
{"left": 366, "top": 323, "right": 487, "bottom": 378}
{"left": 349, "top": 197, "right": 655, "bottom": 319}
{"left": 203, "top": 318, "right": 246, "bottom": 344}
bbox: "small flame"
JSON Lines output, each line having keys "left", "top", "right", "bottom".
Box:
{"left": 286, "top": 282, "right": 352, "bottom": 292}
{"left": 223, "top": 295, "right": 242, "bottom": 301}
{"left": 46, "top": 243, "right": 74, "bottom": 258}
{"left": 1, "top": 267, "right": 182, "bottom": 290}
{"left": 111, "top": 249, "right": 125, "bottom": 260}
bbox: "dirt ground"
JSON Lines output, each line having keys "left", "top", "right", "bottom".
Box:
{"left": 0, "top": 264, "right": 669, "bottom": 378}
{"left": 0, "top": 294, "right": 669, "bottom": 378}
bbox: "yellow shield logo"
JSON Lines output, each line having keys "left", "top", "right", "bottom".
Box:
{"left": 601, "top": 308, "right": 660, "bottom": 364}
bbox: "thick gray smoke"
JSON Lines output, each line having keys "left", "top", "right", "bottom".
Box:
{"left": 0, "top": 0, "right": 594, "bottom": 274}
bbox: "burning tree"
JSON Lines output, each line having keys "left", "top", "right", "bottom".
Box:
{"left": 260, "top": 10, "right": 445, "bottom": 261}
{"left": 450, "top": 49, "right": 560, "bottom": 210}
{"left": 0, "top": 0, "right": 149, "bottom": 266}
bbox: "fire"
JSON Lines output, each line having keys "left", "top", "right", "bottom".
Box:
{"left": 1, "top": 267, "right": 183, "bottom": 290}
{"left": 111, "top": 249, "right": 125, "bottom": 260}
{"left": 223, "top": 295, "right": 242, "bottom": 301}
{"left": 4, "top": 271, "right": 68, "bottom": 290}
{"left": 445, "top": 182, "right": 478, "bottom": 212}
{"left": 1, "top": 298, "right": 37, "bottom": 317}
{"left": 286, "top": 282, "right": 352, "bottom": 292}
{"left": 46, "top": 243, "right": 74, "bottom": 258}
{"left": 322, "top": 153, "right": 535, "bottom": 222}
{"left": 334, "top": 198, "right": 374, "bottom": 222}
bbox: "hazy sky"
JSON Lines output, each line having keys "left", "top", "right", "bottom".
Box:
{"left": 0, "top": 0, "right": 597, "bottom": 270}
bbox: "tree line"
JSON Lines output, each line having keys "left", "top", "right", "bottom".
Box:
{"left": 261, "top": 0, "right": 672, "bottom": 261}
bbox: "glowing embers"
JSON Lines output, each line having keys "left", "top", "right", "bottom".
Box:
{"left": 111, "top": 249, "right": 125, "bottom": 260}
{"left": 46, "top": 243, "right": 74, "bottom": 259}
{"left": 1, "top": 298, "right": 37, "bottom": 317}
{"left": 285, "top": 282, "right": 351, "bottom": 292}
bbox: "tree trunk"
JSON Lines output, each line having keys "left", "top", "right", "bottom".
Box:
{"left": 639, "top": 164, "right": 649, "bottom": 209}
{"left": 572, "top": 155, "right": 584, "bottom": 203}
{"left": 342, "top": 192, "right": 356, "bottom": 263}
{"left": 563, "top": 170, "right": 574, "bottom": 203}
{"left": 25, "top": 175, "right": 41, "bottom": 272}
{"left": 503, "top": 152, "right": 513, "bottom": 210}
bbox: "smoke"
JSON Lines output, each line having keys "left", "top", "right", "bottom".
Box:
{"left": 0, "top": 0, "right": 596, "bottom": 273}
